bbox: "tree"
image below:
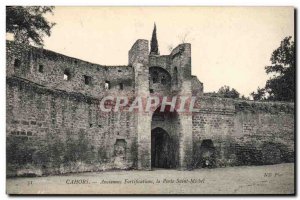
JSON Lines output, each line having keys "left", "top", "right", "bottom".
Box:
{"left": 264, "top": 36, "right": 295, "bottom": 101}
{"left": 241, "top": 95, "right": 250, "bottom": 100}
{"left": 6, "top": 6, "right": 55, "bottom": 46}
{"left": 250, "top": 87, "right": 266, "bottom": 101}
{"left": 250, "top": 36, "right": 295, "bottom": 102}
{"left": 167, "top": 44, "right": 174, "bottom": 53}
{"left": 217, "top": 85, "right": 240, "bottom": 99}
{"left": 150, "top": 23, "right": 159, "bottom": 55}
{"left": 178, "top": 31, "right": 189, "bottom": 44}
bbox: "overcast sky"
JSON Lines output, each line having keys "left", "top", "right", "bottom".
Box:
{"left": 42, "top": 7, "right": 294, "bottom": 97}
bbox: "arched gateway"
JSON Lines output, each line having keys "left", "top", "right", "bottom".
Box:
{"left": 151, "top": 127, "right": 174, "bottom": 168}
{"left": 151, "top": 106, "right": 179, "bottom": 169}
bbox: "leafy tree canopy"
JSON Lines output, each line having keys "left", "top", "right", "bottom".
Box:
{"left": 250, "top": 36, "right": 295, "bottom": 101}
{"left": 250, "top": 87, "right": 266, "bottom": 101}
{"left": 6, "top": 6, "right": 55, "bottom": 46}
{"left": 217, "top": 85, "right": 240, "bottom": 99}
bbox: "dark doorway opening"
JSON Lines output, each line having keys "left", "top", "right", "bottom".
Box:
{"left": 151, "top": 127, "right": 176, "bottom": 169}
{"left": 199, "top": 139, "right": 216, "bottom": 168}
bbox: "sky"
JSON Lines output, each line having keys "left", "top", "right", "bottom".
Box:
{"left": 41, "top": 7, "right": 294, "bottom": 97}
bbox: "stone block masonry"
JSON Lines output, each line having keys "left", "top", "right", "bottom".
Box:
{"left": 6, "top": 36, "right": 294, "bottom": 176}
{"left": 6, "top": 76, "right": 138, "bottom": 176}
{"left": 192, "top": 97, "right": 294, "bottom": 168}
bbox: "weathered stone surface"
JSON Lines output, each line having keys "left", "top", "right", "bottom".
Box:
{"left": 6, "top": 39, "right": 294, "bottom": 176}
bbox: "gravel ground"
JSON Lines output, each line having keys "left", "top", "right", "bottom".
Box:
{"left": 6, "top": 163, "right": 294, "bottom": 195}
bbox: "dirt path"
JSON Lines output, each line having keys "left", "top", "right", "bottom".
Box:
{"left": 6, "top": 163, "right": 294, "bottom": 195}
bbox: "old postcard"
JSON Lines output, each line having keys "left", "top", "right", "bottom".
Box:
{"left": 6, "top": 6, "right": 295, "bottom": 195}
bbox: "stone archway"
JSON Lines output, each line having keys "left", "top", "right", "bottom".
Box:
{"left": 151, "top": 105, "right": 179, "bottom": 169}
{"left": 199, "top": 139, "right": 216, "bottom": 168}
{"left": 151, "top": 127, "right": 176, "bottom": 168}
{"left": 149, "top": 66, "right": 172, "bottom": 94}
